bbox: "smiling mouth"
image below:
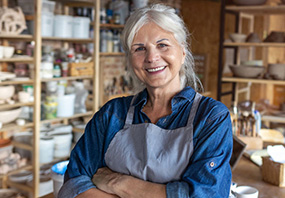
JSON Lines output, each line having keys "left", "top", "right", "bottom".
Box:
{"left": 146, "top": 66, "right": 166, "bottom": 73}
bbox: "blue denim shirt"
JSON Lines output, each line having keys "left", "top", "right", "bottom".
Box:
{"left": 58, "top": 86, "right": 233, "bottom": 198}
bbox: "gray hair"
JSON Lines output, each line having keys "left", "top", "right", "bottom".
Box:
{"left": 121, "top": 4, "right": 202, "bottom": 92}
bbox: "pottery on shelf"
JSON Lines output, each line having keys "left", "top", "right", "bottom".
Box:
{"left": 0, "top": 7, "right": 26, "bottom": 35}
{"left": 229, "top": 33, "right": 247, "bottom": 43}
{"left": 268, "top": 63, "right": 285, "bottom": 80}
{"left": 0, "top": 107, "right": 22, "bottom": 124}
{"left": 230, "top": 65, "right": 265, "bottom": 78}
{"left": 246, "top": 33, "right": 261, "bottom": 43}
{"left": 0, "top": 85, "right": 15, "bottom": 101}
{"left": 264, "top": 31, "right": 285, "bottom": 42}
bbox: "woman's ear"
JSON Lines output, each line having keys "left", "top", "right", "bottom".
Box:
{"left": 181, "top": 47, "right": 186, "bottom": 65}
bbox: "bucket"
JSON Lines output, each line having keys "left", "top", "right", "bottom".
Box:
{"left": 72, "top": 16, "right": 90, "bottom": 38}
{"left": 51, "top": 132, "right": 72, "bottom": 158}
{"left": 57, "top": 94, "right": 75, "bottom": 117}
{"left": 51, "top": 160, "right": 69, "bottom": 198}
{"left": 39, "top": 136, "right": 54, "bottom": 163}
{"left": 53, "top": 15, "right": 73, "bottom": 38}
{"left": 41, "top": 12, "right": 54, "bottom": 37}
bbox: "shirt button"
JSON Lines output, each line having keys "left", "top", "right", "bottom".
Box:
{"left": 210, "top": 162, "right": 215, "bottom": 167}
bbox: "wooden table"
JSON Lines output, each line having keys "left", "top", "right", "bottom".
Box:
{"left": 232, "top": 156, "right": 285, "bottom": 198}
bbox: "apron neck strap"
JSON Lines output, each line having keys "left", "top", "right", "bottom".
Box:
{"left": 125, "top": 95, "right": 138, "bottom": 126}
{"left": 187, "top": 92, "right": 202, "bottom": 126}
{"left": 125, "top": 92, "right": 202, "bottom": 127}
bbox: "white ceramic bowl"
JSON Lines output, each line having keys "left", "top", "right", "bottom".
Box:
{"left": 234, "top": 186, "right": 259, "bottom": 198}
{"left": 3, "top": 46, "right": 15, "bottom": 58}
{"left": 8, "top": 170, "right": 33, "bottom": 183}
{"left": 229, "top": 33, "right": 247, "bottom": 43}
{"left": 0, "top": 107, "right": 22, "bottom": 124}
{"left": 0, "top": 85, "right": 15, "bottom": 100}
{"left": 230, "top": 65, "right": 265, "bottom": 78}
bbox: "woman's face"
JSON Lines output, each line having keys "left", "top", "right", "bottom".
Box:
{"left": 130, "top": 22, "right": 185, "bottom": 91}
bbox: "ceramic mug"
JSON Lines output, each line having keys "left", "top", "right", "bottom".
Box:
{"left": 18, "top": 91, "right": 30, "bottom": 103}
{"left": 233, "top": 186, "right": 259, "bottom": 198}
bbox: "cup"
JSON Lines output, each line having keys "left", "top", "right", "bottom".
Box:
{"left": 3, "top": 46, "right": 15, "bottom": 58}
{"left": 18, "top": 91, "right": 30, "bottom": 103}
{"left": 234, "top": 186, "right": 259, "bottom": 198}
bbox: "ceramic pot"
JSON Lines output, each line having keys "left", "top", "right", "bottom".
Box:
{"left": 268, "top": 64, "right": 285, "bottom": 80}
{"left": 0, "top": 85, "right": 15, "bottom": 100}
{"left": 246, "top": 33, "right": 261, "bottom": 43}
{"left": 264, "top": 31, "right": 285, "bottom": 42}
{"left": 0, "top": 107, "right": 22, "bottom": 124}
{"left": 230, "top": 65, "right": 265, "bottom": 78}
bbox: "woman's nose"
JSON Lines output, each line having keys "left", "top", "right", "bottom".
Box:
{"left": 145, "top": 48, "right": 160, "bottom": 63}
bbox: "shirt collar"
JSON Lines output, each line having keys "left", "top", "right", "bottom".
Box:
{"left": 132, "top": 86, "right": 196, "bottom": 108}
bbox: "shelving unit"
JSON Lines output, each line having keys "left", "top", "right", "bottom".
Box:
{"left": 217, "top": 1, "right": 285, "bottom": 125}
{"left": 0, "top": 0, "right": 100, "bottom": 197}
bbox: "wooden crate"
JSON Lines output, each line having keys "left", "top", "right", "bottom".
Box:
{"left": 237, "top": 136, "right": 263, "bottom": 150}
{"left": 262, "top": 156, "right": 285, "bottom": 187}
{"left": 69, "top": 62, "right": 93, "bottom": 77}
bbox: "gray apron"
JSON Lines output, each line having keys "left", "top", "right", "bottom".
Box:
{"left": 104, "top": 93, "right": 202, "bottom": 183}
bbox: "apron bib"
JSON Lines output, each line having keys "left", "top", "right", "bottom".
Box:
{"left": 104, "top": 93, "right": 202, "bottom": 183}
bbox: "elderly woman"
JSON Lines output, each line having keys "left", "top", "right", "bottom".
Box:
{"left": 59, "top": 4, "right": 232, "bottom": 198}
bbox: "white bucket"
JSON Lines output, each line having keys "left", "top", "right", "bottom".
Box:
{"left": 72, "top": 16, "right": 91, "bottom": 38}
{"left": 51, "top": 160, "right": 69, "bottom": 198}
{"left": 51, "top": 132, "right": 72, "bottom": 158}
{"left": 53, "top": 15, "right": 73, "bottom": 38}
{"left": 57, "top": 94, "right": 75, "bottom": 117}
{"left": 39, "top": 136, "right": 54, "bottom": 163}
{"left": 41, "top": 12, "right": 54, "bottom": 37}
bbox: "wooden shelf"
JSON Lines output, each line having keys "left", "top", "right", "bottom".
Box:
{"left": 0, "top": 102, "right": 34, "bottom": 110}
{"left": 6, "top": 180, "right": 33, "bottom": 193}
{"left": 0, "top": 79, "right": 34, "bottom": 85}
{"left": 72, "top": 127, "right": 85, "bottom": 133}
{"left": 42, "top": 37, "right": 93, "bottom": 43}
{"left": 40, "top": 111, "right": 93, "bottom": 124}
{"left": 6, "top": 165, "right": 33, "bottom": 176}
{"left": 226, "top": 4, "right": 285, "bottom": 15}
{"left": 0, "top": 34, "right": 34, "bottom": 41}
{"left": 12, "top": 140, "right": 33, "bottom": 151}
{"left": 262, "top": 115, "right": 285, "bottom": 123}
{"left": 222, "top": 77, "right": 285, "bottom": 85}
{"left": 100, "top": 24, "right": 124, "bottom": 29}
{"left": 56, "top": 0, "right": 94, "bottom": 7}
{"left": 100, "top": 52, "right": 125, "bottom": 56}
{"left": 0, "top": 121, "right": 34, "bottom": 132}
{"left": 41, "top": 76, "right": 93, "bottom": 82}
{"left": 224, "top": 42, "right": 285, "bottom": 47}
{"left": 0, "top": 57, "right": 34, "bottom": 63}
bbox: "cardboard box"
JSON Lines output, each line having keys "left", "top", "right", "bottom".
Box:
{"left": 237, "top": 136, "right": 263, "bottom": 150}
{"left": 261, "top": 156, "right": 285, "bottom": 187}
{"left": 69, "top": 62, "right": 94, "bottom": 77}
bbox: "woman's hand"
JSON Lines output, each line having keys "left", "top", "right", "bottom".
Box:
{"left": 92, "top": 167, "right": 166, "bottom": 198}
{"left": 92, "top": 167, "right": 123, "bottom": 195}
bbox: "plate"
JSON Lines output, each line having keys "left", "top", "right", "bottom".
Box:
{"left": 8, "top": 170, "right": 33, "bottom": 183}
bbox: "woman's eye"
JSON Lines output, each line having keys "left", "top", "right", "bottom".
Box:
{"left": 158, "top": 43, "right": 168, "bottom": 48}
{"left": 135, "top": 46, "right": 145, "bottom": 52}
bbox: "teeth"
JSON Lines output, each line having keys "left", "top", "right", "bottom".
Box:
{"left": 147, "top": 66, "right": 165, "bottom": 72}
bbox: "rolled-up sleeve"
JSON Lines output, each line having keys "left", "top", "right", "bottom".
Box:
{"left": 166, "top": 106, "right": 233, "bottom": 198}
